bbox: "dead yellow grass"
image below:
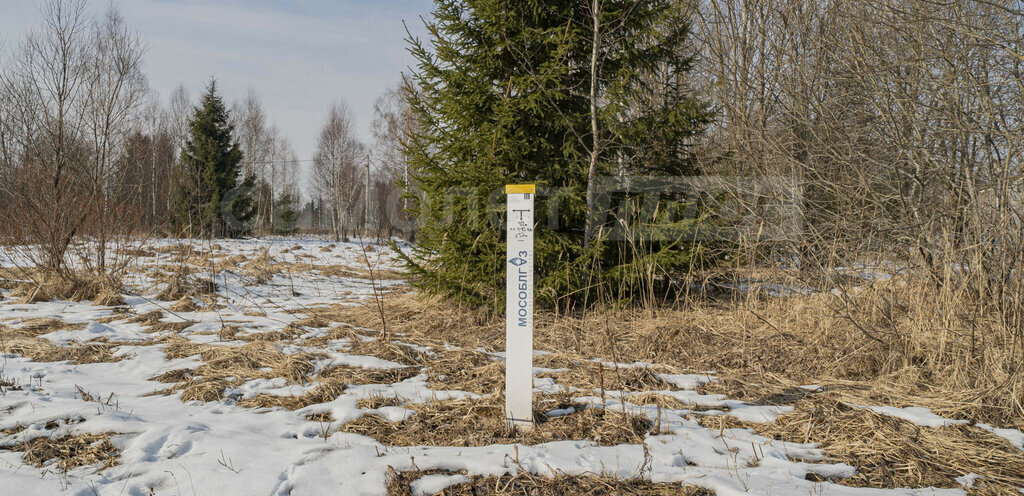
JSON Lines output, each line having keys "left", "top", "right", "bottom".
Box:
{"left": 358, "top": 395, "right": 405, "bottom": 409}
{"left": 168, "top": 296, "right": 201, "bottom": 312}
{"left": 424, "top": 348, "right": 504, "bottom": 395}
{"left": 537, "top": 362, "right": 677, "bottom": 393}
{"left": 236, "top": 381, "right": 346, "bottom": 410}
{"left": 385, "top": 470, "right": 713, "bottom": 496}
{"left": 148, "top": 338, "right": 320, "bottom": 403}
{"left": 341, "top": 395, "right": 652, "bottom": 447}
{"left": 698, "top": 393, "right": 1024, "bottom": 494}
{"left": 154, "top": 269, "right": 217, "bottom": 302}
{"left": 13, "top": 318, "right": 87, "bottom": 335}
{"left": 9, "top": 273, "right": 123, "bottom": 305}
{"left": 1, "top": 338, "right": 121, "bottom": 364}
{"left": 12, "top": 433, "right": 119, "bottom": 472}
{"left": 343, "top": 334, "right": 431, "bottom": 366}
{"left": 316, "top": 264, "right": 406, "bottom": 281}
{"left": 320, "top": 365, "right": 421, "bottom": 385}
{"left": 124, "top": 310, "right": 193, "bottom": 333}
{"left": 332, "top": 287, "right": 1023, "bottom": 429}
{"left": 0, "top": 320, "right": 121, "bottom": 364}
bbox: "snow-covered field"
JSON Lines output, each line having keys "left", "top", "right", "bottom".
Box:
{"left": 0, "top": 238, "right": 1017, "bottom": 495}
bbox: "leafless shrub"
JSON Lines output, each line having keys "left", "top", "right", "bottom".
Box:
{"left": 694, "top": 0, "right": 1024, "bottom": 419}
{"left": 0, "top": 0, "right": 152, "bottom": 297}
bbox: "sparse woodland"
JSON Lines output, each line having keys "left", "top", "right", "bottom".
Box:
{"left": 1, "top": 0, "right": 1023, "bottom": 494}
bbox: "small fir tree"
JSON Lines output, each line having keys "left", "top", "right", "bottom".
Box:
{"left": 274, "top": 191, "right": 299, "bottom": 234}
{"left": 174, "top": 79, "right": 254, "bottom": 237}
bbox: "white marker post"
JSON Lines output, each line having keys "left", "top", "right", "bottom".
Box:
{"left": 505, "top": 184, "right": 535, "bottom": 429}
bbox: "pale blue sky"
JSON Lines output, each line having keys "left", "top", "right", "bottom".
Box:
{"left": 0, "top": 0, "right": 433, "bottom": 163}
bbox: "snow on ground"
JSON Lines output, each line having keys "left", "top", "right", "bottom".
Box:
{"left": 0, "top": 237, "right": 1011, "bottom": 495}
{"left": 848, "top": 404, "right": 970, "bottom": 428}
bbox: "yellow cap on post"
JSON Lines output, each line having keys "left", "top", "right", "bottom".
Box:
{"left": 506, "top": 184, "right": 536, "bottom": 194}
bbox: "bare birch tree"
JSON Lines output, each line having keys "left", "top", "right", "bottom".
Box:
{"left": 80, "top": 4, "right": 148, "bottom": 274}
{"left": 313, "top": 102, "right": 364, "bottom": 241}
{"left": 370, "top": 82, "right": 418, "bottom": 237}
{"left": 0, "top": 0, "right": 92, "bottom": 275}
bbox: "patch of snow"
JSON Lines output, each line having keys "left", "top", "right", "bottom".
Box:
{"left": 976, "top": 423, "right": 1024, "bottom": 452}
{"left": 658, "top": 373, "right": 715, "bottom": 390}
{"left": 411, "top": 474, "right": 471, "bottom": 495}
{"left": 850, "top": 404, "right": 969, "bottom": 427}
{"left": 954, "top": 473, "right": 981, "bottom": 488}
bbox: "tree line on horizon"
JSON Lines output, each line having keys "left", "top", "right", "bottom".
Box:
{"left": 0, "top": 0, "right": 415, "bottom": 284}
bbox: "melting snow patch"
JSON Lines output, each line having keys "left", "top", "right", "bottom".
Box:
{"left": 410, "top": 474, "right": 471, "bottom": 495}
{"left": 976, "top": 423, "right": 1024, "bottom": 452}
{"left": 954, "top": 473, "right": 981, "bottom": 489}
{"left": 726, "top": 404, "right": 793, "bottom": 423}
{"left": 849, "top": 404, "right": 969, "bottom": 427}
{"left": 658, "top": 373, "right": 715, "bottom": 390}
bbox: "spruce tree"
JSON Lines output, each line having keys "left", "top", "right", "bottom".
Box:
{"left": 174, "top": 80, "right": 253, "bottom": 237}
{"left": 402, "top": 0, "right": 713, "bottom": 309}
{"left": 274, "top": 191, "right": 299, "bottom": 234}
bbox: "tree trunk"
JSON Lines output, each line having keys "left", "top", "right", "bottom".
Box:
{"left": 584, "top": 0, "right": 601, "bottom": 251}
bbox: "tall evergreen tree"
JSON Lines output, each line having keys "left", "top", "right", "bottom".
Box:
{"left": 401, "top": 0, "right": 713, "bottom": 309}
{"left": 174, "top": 80, "right": 253, "bottom": 236}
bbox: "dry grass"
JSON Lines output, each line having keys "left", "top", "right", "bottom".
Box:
{"left": 320, "top": 365, "right": 421, "bottom": 385}
{"left": 154, "top": 270, "right": 217, "bottom": 302}
{"left": 148, "top": 338, "right": 320, "bottom": 403}
{"left": 316, "top": 264, "right": 406, "bottom": 281}
{"left": 385, "top": 470, "right": 713, "bottom": 496}
{"left": 168, "top": 296, "right": 202, "bottom": 312}
{"left": 124, "top": 310, "right": 193, "bottom": 333}
{"left": 302, "top": 293, "right": 494, "bottom": 350}
{"left": 236, "top": 381, "right": 347, "bottom": 410}
{"left": 358, "top": 395, "right": 405, "bottom": 409}
{"left": 332, "top": 286, "right": 1023, "bottom": 430}
{"left": 234, "top": 364, "right": 423, "bottom": 410}
{"left": 10, "top": 433, "right": 119, "bottom": 471}
{"left": 1, "top": 339, "right": 121, "bottom": 364}
{"left": 0, "top": 320, "right": 121, "bottom": 364}
{"left": 8, "top": 272, "right": 123, "bottom": 305}
{"left": 343, "top": 335, "right": 432, "bottom": 366}
{"left": 13, "top": 318, "right": 87, "bottom": 335}
{"left": 340, "top": 395, "right": 652, "bottom": 447}
{"left": 424, "top": 349, "right": 504, "bottom": 395}
{"left": 698, "top": 393, "right": 1024, "bottom": 494}
{"left": 291, "top": 314, "right": 331, "bottom": 328}
{"left": 537, "top": 363, "right": 676, "bottom": 393}
{"left": 1, "top": 424, "right": 28, "bottom": 437}
{"left": 237, "top": 327, "right": 300, "bottom": 342}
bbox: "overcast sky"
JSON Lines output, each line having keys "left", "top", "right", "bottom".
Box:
{"left": 1, "top": 0, "right": 433, "bottom": 172}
